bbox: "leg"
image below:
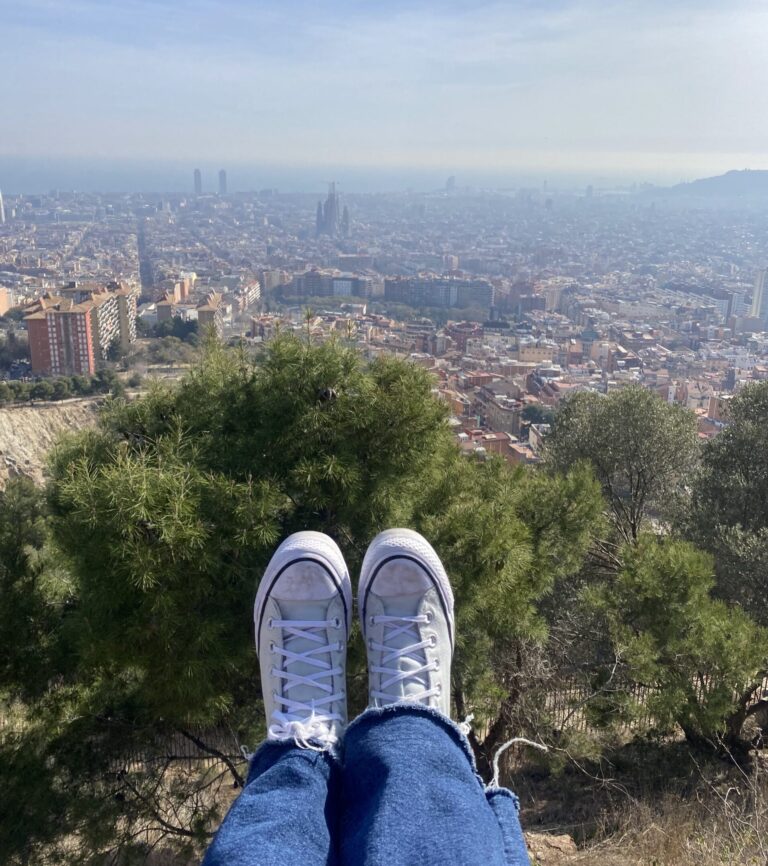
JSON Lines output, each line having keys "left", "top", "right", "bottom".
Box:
{"left": 343, "top": 529, "right": 530, "bottom": 866}
{"left": 203, "top": 742, "right": 340, "bottom": 866}
{"left": 341, "top": 705, "right": 529, "bottom": 866}
{"left": 203, "top": 531, "right": 352, "bottom": 866}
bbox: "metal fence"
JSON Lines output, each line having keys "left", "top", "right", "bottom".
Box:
{"left": 3, "top": 674, "right": 766, "bottom": 771}
{"left": 542, "top": 673, "right": 768, "bottom": 735}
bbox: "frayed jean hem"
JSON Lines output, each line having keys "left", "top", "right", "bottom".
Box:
{"left": 344, "top": 703, "right": 521, "bottom": 805}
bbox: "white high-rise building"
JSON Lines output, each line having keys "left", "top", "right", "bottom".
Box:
{"left": 750, "top": 268, "right": 768, "bottom": 323}
{"left": 0, "top": 190, "right": 5, "bottom": 225}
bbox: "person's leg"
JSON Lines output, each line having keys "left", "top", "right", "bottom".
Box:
{"left": 341, "top": 529, "right": 529, "bottom": 866}
{"left": 203, "top": 742, "right": 341, "bottom": 866}
{"left": 341, "top": 706, "right": 529, "bottom": 866}
{"left": 202, "top": 532, "right": 352, "bottom": 866}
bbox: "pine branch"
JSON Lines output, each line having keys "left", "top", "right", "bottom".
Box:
{"left": 175, "top": 728, "right": 245, "bottom": 788}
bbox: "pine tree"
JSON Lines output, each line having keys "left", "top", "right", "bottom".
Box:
{"left": 0, "top": 336, "right": 604, "bottom": 863}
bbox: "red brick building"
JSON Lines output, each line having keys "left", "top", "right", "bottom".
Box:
{"left": 23, "top": 284, "right": 137, "bottom": 376}
{"left": 26, "top": 297, "right": 96, "bottom": 375}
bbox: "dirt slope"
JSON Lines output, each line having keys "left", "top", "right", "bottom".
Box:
{"left": 0, "top": 399, "right": 100, "bottom": 487}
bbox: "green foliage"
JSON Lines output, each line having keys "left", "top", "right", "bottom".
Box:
{"left": 51, "top": 377, "right": 70, "bottom": 400}
{"left": 585, "top": 535, "right": 766, "bottom": 741}
{"left": 52, "top": 447, "right": 280, "bottom": 721}
{"left": 686, "top": 383, "right": 768, "bottom": 626}
{"left": 416, "top": 456, "right": 603, "bottom": 744}
{"left": 106, "top": 335, "right": 123, "bottom": 362}
{"left": 0, "top": 371, "right": 118, "bottom": 404}
{"left": 546, "top": 385, "right": 699, "bottom": 540}
{"left": 0, "top": 335, "right": 606, "bottom": 862}
{"left": 30, "top": 379, "right": 54, "bottom": 400}
{"left": 691, "top": 382, "right": 768, "bottom": 534}
{"left": 70, "top": 375, "right": 92, "bottom": 396}
{"left": 0, "top": 479, "right": 58, "bottom": 696}
{"left": 153, "top": 316, "right": 199, "bottom": 343}
{"left": 546, "top": 384, "right": 767, "bottom": 749}
{"left": 6, "top": 336, "right": 760, "bottom": 861}
{"left": 701, "top": 526, "right": 768, "bottom": 626}
{"left": 136, "top": 335, "right": 199, "bottom": 366}
{"left": 4, "top": 380, "right": 31, "bottom": 402}
{"left": 0, "top": 329, "right": 30, "bottom": 370}
{"left": 521, "top": 402, "right": 556, "bottom": 426}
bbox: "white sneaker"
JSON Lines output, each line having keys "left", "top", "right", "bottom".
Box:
{"left": 254, "top": 532, "right": 351, "bottom": 749}
{"left": 359, "top": 529, "right": 454, "bottom": 717}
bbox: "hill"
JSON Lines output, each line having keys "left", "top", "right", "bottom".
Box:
{"left": 659, "top": 169, "right": 768, "bottom": 197}
{"left": 0, "top": 399, "right": 99, "bottom": 487}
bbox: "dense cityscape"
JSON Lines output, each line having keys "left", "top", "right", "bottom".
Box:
{"left": 1, "top": 173, "right": 768, "bottom": 463}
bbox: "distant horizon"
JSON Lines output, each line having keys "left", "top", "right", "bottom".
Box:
{"left": 5, "top": 0, "right": 768, "bottom": 192}
{"left": 2, "top": 156, "right": 765, "bottom": 197}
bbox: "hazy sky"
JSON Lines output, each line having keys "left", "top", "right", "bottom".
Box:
{"left": 3, "top": 0, "right": 768, "bottom": 185}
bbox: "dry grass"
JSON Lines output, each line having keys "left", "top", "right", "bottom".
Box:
{"left": 577, "top": 790, "right": 765, "bottom": 865}
{"left": 520, "top": 746, "right": 768, "bottom": 865}
{"left": 116, "top": 773, "right": 768, "bottom": 866}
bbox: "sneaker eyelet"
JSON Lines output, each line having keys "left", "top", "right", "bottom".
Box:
{"left": 429, "top": 634, "right": 437, "bottom": 647}
{"left": 267, "top": 618, "right": 274, "bottom": 629}
{"left": 269, "top": 642, "right": 275, "bottom": 652}
{"left": 369, "top": 615, "right": 376, "bottom": 625}
{"left": 436, "top": 683, "right": 442, "bottom": 695}
{"left": 425, "top": 611, "right": 434, "bottom": 623}
{"left": 332, "top": 617, "right": 341, "bottom": 628}
{"left": 368, "top": 638, "right": 374, "bottom": 649}
{"left": 433, "top": 659, "right": 440, "bottom": 671}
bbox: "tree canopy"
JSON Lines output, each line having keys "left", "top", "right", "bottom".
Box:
{"left": 1, "top": 340, "right": 765, "bottom": 864}
{"left": 546, "top": 385, "right": 699, "bottom": 540}
{"left": 686, "top": 382, "right": 768, "bottom": 616}
{"left": 0, "top": 336, "right": 606, "bottom": 863}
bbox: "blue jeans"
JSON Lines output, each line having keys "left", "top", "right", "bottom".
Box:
{"left": 202, "top": 704, "right": 530, "bottom": 866}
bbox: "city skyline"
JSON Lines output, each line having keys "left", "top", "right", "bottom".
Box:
{"left": 2, "top": 0, "right": 768, "bottom": 189}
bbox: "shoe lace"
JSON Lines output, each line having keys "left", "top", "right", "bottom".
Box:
{"left": 370, "top": 614, "right": 440, "bottom": 706}
{"left": 269, "top": 618, "right": 344, "bottom": 749}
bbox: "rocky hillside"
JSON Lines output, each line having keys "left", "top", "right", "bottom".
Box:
{"left": 0, "top": 399, "right": 100, "bottom": 487}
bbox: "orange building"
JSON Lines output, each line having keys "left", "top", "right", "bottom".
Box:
{"left": 24, "top": 285, "right": 137, "bottom": 375}
{"left": 26, "top": 298, "right": 96, "bottom": 375}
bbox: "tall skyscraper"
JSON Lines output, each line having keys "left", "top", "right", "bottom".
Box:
{"left": 0, "top": 190, "right": 5, "bottom": 225}
{"left": 751, "top": 268, "right": 768, "bottom": 323}
{"left": 194, "top": 168, "right": 202, "bottom": 195}
{"left": 218, "top": 169, "right": 227, "bottom": 195}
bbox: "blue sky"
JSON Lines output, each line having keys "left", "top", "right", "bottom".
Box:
{"left": 2, "top": 0, "right": 768, "bottom": 184}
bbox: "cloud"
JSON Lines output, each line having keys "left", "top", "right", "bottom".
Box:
{"left": 1, "top": 0, "right": 767, "bottom": 178}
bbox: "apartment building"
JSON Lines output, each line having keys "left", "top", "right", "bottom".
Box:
{"left": 26, "top": 297, "right": 96, "bottom": 375}
{"left": 197, "top": 291, "right": 224, "bottom": 337}
{"left": 24, "top": 282, "right": 138, "bottom": 375}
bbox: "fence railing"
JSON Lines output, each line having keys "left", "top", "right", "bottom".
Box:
{"left": 2, "top": 675, "right": 766, "bottom": 771}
